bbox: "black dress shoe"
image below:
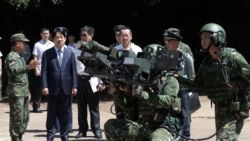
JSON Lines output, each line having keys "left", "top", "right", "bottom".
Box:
{"left": 61, "top": 137, "right": 69, "bottom": 141}
{"left": 19, "top": 134, "right": 23, "bottom": 141}
{"left": 69, "top": 129, "right": 73, "bottom": 133}
{"left": 33, "top": 108, "right": 43, "bottom": 113}
{"left": 239, "top": 110, "right": 249, "bottom": 119}
{"left": 75, "top": 132, "right": 86, "bottom": 138}
{"left": 94, "top": 133, "right": 102, "bottom": 138}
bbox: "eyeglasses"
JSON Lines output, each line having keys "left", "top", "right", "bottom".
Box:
{"left": 80, "top": 34, "right": 87, "bottom": 37}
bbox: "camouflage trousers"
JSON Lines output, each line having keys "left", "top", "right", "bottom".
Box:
{"left": 104, "top": 119, "right": 175, "bottom": 141}
{"left": 0, "top": 77, "right": 2, "bottom": 100}
{"left": 9, "top": 96, "right": 30, "bottom": 141}
{"left": 214, "top": 103, "right": 244, "bottom": 141}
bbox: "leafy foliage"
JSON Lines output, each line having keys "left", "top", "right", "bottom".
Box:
{"left": 5, "top": 0, "right": 64, "bottom": 10}
{"left": 51, "top": 0, "right": 64, "bottom": 5}
{"left": 6, "top": 0, "right": 30, "bottom": 10}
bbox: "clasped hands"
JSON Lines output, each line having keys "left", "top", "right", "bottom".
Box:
{"left": 28, "top": 59, "right": 39, "bottom": 70}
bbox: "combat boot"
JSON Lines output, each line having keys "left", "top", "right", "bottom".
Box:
{"left": 239, "top": 109, "right": 249, "bottom": 119}
{"left": 19, "top": 134, "right": 23, "bottom": 141}
{"left": 11, "top": 136, "right": 19, "bottom": 141}
{"left": 0, "top": 95, "right": 2, "bottom": 102}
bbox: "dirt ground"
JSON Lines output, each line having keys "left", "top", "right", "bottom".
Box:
{"left": 0, "top": 95, "right": 249, "bottom": 141}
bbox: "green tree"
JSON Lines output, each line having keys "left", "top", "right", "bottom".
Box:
{"left": 5, "top": 0, "right": 64, "bottom": 10}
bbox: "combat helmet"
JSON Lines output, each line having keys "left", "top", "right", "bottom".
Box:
{"left": 200, "top": 23, "right": 227, "bottom": 48}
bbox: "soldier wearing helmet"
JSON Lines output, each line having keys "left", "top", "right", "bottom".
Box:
{"left": 179, "top": 23, "right": 250, "bottom": 141}
{"left": 200, "top": 23, "right": 227, "bottom": 52}
{"left": 104, "top": 61, "right": 181, "bottom": 140}
{"left": 104, "top": 43, "right": 182, "bottom": 140}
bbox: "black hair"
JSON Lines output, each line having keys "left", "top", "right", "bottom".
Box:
{"left": 113, "top": 24, "right": 127, "bottom": 33}
{"left": 80, "top": 25, "right": 95, "bottom": 35}
{"left": 52, "top": 26, "right": 68, "bottom": 38}
{"left": 40, "top": 27, "right": 50, "bottom": 34}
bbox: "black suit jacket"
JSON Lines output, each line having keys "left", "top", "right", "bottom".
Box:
{"left": 41, "top": 46, "right": 78, "bottom": 95}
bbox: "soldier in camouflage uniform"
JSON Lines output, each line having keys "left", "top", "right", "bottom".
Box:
{"left": 0, "top": 49, "right": 3, "bottom": 102}
{"left": 104, "top": 70, "right": 181, "bottom": 141}
{"left": 5, "top": 33, "right": 38, "bottom": 141}
{"left": 178, "top": 23, "right": 250, "bottom": 141}
{"left": 163, "top": 28, "right": 196, "bottom": 141}
{"left": 163, "top": 28, "right": 194, "bottom": 60}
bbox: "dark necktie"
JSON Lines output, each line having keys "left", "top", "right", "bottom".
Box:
{"left": 58, "top": 49, "right": 62, "bottom": 66}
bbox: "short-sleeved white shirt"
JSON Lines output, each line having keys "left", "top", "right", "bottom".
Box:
{"left": 32, "top": 39, "right": 54, "bottom": 71}
{"left": 114, "top": 43, "right": 142, "bottom": 56}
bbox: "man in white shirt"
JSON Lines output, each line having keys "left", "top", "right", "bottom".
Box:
{"left": 67, "top": 34, "right": 76, "bottom": 49}
{"left": 112, "top": 26, "right": 142, "bottom": 120}
{"left": 114, "top": 27, "right": 142, "bottom": 57}
{"left": 32, "top": 28, "right": 54, "bottom": 113}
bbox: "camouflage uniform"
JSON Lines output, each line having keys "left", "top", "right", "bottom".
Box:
{"left": 5, "top": 48, "right": 30, "bottom": 139}
{"left": 0, "top": 51, "right": 3, "bottom": 101}
{"left": 163, "top": 28, "right": 195, "bottom": 141}
{"left": 104, "top": 72, "right": 181, "bottom": 141}
{"left": 181, "top": 47, "right": 250, "bottom": 141}
{"left": 178, "top": 41, "right": 194, "bottom": 61}
{"left": 0, "top": 37, "right": 2, "bottom": 102}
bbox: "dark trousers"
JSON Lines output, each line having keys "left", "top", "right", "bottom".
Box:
{"left": 176, "top": 88, "right": 191, "bottom": 141}
{"left": 46, "top": 89, "right": 72, "bottom": 140}
{"left": 115, "top": 102, "right": 125, "bottom": 119}
{"left": 55, "top": 98, "right": 72, "bottom": 131}
{"left": 31, "top": 76, "right": 42, "bottom": 110}
{"left": 76, "top": 76, "right": 101, "bottom": 134}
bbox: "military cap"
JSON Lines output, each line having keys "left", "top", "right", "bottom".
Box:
{"left": 113, "top": 24, "right": 127, "bottom": 35}
{"left": 166, "top": 28, "right": 180, "bottom": 35}
{"left": 163, "top": 28, "right": 183, "bottom": 40}
{"left": 10, "top": 33, "right": 29, "bottom": 43}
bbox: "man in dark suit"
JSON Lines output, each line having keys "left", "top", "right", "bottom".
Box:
{"left": 41, "top": 27, "right": 78, "bottom": 141}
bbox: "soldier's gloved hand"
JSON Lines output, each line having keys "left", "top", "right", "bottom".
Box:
{"left": 133, "top": 85, "right": 149, "bottom": 100}
{"left": 135, "top": 85, "right": 143, "bottom": 95}
{"left": 76, "top": 40, "right": 87, "bottom": 50}
{"left": 139, "top": 91, "right": 149, "bottom": 100}
{"left": 239, "top": 109, "right": 249, "bottom": 119}
{"left": 132, "top": 84, "right": 143, "bottom": 95}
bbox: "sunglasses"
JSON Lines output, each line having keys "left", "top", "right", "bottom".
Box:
{"left": 80, "top": 33, "right": 87, "bottom": 37}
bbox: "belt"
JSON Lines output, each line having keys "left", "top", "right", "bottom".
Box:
{"left": 214, "top": 100, "right": 232, "bottom": 106}
{"left": 78, "top": 75, "right": 91, "bottom": 80}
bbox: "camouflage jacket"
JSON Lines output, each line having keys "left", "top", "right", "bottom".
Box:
{"left": 113, "top": 73, "right": 180, "bottom": 128}
{"left": 5, "top": 50, "right": 29, "bottom": 97}
{"left": 178, "top": 41, "right": 194, "bottom": 60}
{"left": 180, "top": 47, "right": 250, "bottom": 109}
